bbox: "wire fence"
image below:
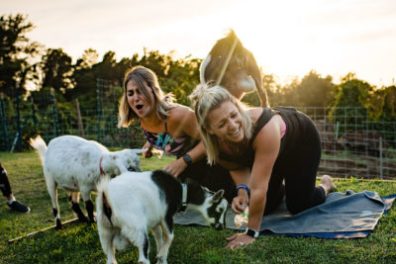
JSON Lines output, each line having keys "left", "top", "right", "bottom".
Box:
{"left": 298, "top": 107, "right": 396, "bottom": 180}
{"left": 1, "top": 83, "right": 395, "bottom": 179}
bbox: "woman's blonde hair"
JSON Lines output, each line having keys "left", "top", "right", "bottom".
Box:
{"left": 189, "top": 84, "right": 252, "bottom": 164}
{"left": 118, "top": 65, "right": 174, "bottom": 128}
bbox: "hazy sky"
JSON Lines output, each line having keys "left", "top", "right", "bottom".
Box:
{"left": 3, "top": 0, "right": 396, "bottom": 86}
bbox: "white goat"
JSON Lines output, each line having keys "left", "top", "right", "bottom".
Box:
{"left": 96, "top": 170, "right": 228, "bottom": 264}
{"left": 29, "top": 135, "right": 141, "bottom": 229}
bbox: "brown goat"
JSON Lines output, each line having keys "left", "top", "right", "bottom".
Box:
{"left": 200, "top": 30, "right": 269, "bottom": 107}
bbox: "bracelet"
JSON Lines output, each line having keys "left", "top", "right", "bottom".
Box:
{"left": 182, "top": 153, "right": 193, "bottom": 166}
{"left": 236, "top": 184, "right": 250, "bottom": 197}
{"left": 245, "top": 228, "right": 260, "bottom": 238}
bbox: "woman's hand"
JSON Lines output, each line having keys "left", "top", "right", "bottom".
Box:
{"left": 231, "top": 192, "right": 249, "bottom": 214}
{"left": 163, "top": 158, "right": 187, "bottom": 178}
{"left": 142, "top": 147, "right": 153, "bottom": 158}
{"left": 141, "top": 142, "right": 153, "bottom": 158}
{"left": 226, "top": 233, "right": 255, "bottom": 249}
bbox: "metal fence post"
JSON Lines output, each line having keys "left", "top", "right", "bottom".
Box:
{"left": 0, "top": 94, "right": 9, "bottom": 151}
{"left": 50, "top": 88, "right": 59, "bottom": 137}
{"left": 379, "top": 136, "right": 383, "bottom": 179}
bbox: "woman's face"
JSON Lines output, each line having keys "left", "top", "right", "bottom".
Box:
{"left": 126, "top": 80, "right": 154, "bottom": 119}
{"left": 207, "top": 101, "right": 244, "bottom": 143}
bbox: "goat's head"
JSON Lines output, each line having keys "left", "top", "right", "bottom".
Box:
{"left": 200, "top": 187, "right": 228, "bottom": 230}
{"left": 201, "top": 30, "right": 260, "bottom": 93}
{"left": 103, "top": 149, "right": 141, "bottom": 177}
{"left": 122, "top": 149, "right": 142, "bottom": 172}
{"left": 200, "top": 30, "right": 269, "bottom": 107}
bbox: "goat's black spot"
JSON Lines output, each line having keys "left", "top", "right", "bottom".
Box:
{"left": 151, "top": 170, "right": 182, "bottom": 216}
{"left": 102, "top": 193, "right": 113, "bottom": 225}
{"left": 184, "top": 178, "right": 205, "bottom": 205}
{"left": 85, "top": 200, "right": 95, "bottom": 222}
{"left": 72, "top": 202, "right": 87, "bottom": 222}
{"left": 143, "top": 233, "right": 149, "bottom": 258}
{"left": 208, "top": 199, "right": 223, "bottom": 225}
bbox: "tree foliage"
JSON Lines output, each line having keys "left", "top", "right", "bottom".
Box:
{"left": 41, "top": 48, "right": 74, "bottom": 93}
{"left": 1, "top": 13, "right": 395, "bottom": 151}
{"left": 328, "top": 73, "right": 374, "bottom": 128}
{"left": 0, "top": 14, "right": 41, "bottom": 97}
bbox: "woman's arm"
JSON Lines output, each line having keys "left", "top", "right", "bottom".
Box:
{"left": 164, "top": 106, "right": 206, "bottom": 177}
{"left": 228, "top": 169, "right": 250, "bottom": 213}
{"left": 247, "top": 117, "right": 281, "bottom": 230}
{"left": 226, "top": 116, "right": 281, "bottom": 249}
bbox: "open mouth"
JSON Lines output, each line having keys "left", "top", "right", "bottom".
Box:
{"left": 135, "top": 104, "right": 144, "bottom": 110}
{"left": 230, "top": 129, "right": 240, "bottom": 137}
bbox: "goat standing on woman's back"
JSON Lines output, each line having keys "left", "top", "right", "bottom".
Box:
{"left": 30, "top": 135, "right": 141, "bottom": 229}
{"left": 96, "top": 170, "right": 228, "bottom": 264}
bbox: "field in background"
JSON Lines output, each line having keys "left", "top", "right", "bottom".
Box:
{"left": 0, "top": 151, "right": 395, "bottom": 264}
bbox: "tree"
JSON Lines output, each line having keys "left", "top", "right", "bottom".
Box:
{"left": 275, "top": 78, "right": 300, "bottom": 107}
{"left": 294, "top": 71, "right": 335, "bottom": 108}
{"left": 93, "top": 51, "right": 118, "bottom": 81}
{"left": 65, "top": 49, "right": 99, "bottom": 102}
{"left": 381, "top": 85, "right": 396, "bottom": 120}
{"left": 41, "top": 48, "right": 74, "bottom": 93}
{"left": 0, "top": 14, "right": 41, "bottom": 97}
{"left": 328, "top": 73, "right": 374, "bottom": 132}
{"left": 163, "top": 55, "right": 200, "bottom": 106}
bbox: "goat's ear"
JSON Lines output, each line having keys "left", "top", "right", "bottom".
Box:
{"left": 113, "top": 156, "right": 128, "bottom": 173}
{"left": 130, "top": 148, "right": 144, "bottom": 155}
{"left": 212, "top": 189, "right": 224, "bottom": 202}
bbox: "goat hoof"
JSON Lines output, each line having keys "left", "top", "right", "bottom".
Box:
{"left": 55, "top": 220, "right": 62, "bottom": 230}
{"left": 88, "top": 214, "right": 96, "bottom": 223}
{"left": 77, "top": 215, "right": 88, "bottom": 223}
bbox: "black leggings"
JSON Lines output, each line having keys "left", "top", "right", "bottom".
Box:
{"left": 0, "top": 165, "right": 12, "bottom": 197}
{"left": 264, "top": 110, "right": 325, "bottom": 215}
{"left": 179, "top": 159, "right": 236, "bottom": 203}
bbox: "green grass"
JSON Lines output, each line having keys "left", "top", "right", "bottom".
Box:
{"left": 0, "top": 151, "right": 395, "bottom": 264}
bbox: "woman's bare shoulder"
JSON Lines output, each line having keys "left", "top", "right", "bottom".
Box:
{"left": 168, "top": 104, "right": 194, "bottom": 120}
{"left": 167, "top": 104, "right": 196, "bottom": 135}
{"left": 247, "top": 107, "right": 264, "bottom": 123}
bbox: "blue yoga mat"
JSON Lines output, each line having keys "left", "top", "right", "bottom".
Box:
{"left": 174, "top": 190, "right": 396, "bottom": 239}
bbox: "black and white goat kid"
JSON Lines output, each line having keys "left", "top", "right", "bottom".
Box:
{"left": 96, "top": 170, "right": 228, "bottom": 264}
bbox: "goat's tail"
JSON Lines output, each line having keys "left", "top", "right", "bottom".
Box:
{"left": 29, "top": 135, "right": 48, "bottom": 165}
{"left": 96, "top": 177, "right": 113, "bottom": 226}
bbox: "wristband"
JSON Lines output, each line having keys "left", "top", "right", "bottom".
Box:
{"left": 182, "top": 153, "right": 193, "bottom": 166}
{"left": 245, "top": 228, "right": 260, "bottom": 238}
{"left": 236, "top": 184, "right": 250, "bottom": 197}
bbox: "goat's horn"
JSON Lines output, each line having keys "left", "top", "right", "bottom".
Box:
{"left": 199, "top": 55, "right": 211, "bottom": 84}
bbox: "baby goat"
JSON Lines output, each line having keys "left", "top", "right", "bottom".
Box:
{"left": 96, "top": 170, "right": 228, "bottom": 264}
{"left": 29, "top": 135, "right": 141, "bottom": 229}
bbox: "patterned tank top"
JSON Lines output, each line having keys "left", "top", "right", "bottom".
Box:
{"left": 143, "top": 122, "right": 198, "bottom": 157}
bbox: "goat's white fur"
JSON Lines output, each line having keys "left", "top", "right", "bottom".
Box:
{"left": 29, "top": 135, "right": 140, "bottom": 228}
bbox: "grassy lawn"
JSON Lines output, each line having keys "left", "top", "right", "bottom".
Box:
{"left": 0, "top": 151, "right": 395, "bottom": 264}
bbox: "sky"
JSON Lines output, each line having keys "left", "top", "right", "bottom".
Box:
{"left": 2, "top": 0, "right": 396, "bottom": 87}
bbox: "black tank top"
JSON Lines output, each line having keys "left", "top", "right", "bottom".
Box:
{"left": 218, "top": 107, "right": 298, "bottom": 170}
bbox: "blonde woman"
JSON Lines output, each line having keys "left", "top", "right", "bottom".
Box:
{"left": 190, "top": 84, "right": 335, "bottom": 249}
{"left": 118, "top": 66, "right": 236, "bottom": 202}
